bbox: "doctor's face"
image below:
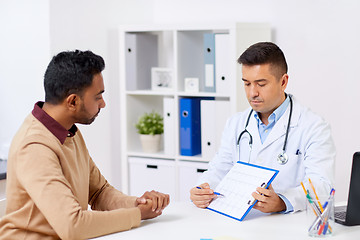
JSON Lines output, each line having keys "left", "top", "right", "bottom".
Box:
{"left": 242, "top": 63, "right": 288, "bottom": 120}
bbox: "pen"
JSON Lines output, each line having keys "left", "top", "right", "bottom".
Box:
{"left": 320, "top": 189, "right": 335, "bottom": 234}
{"left": 309, "top": 204, "right": 330, "bottom": 234}
{"left": 306, "top": 190, "right": 322, "bottom": 217}
{"left": 309, "top": 188, "right": 335, "bottom": 235}
{"left": 316, "top": 196, "right": 333, "bottom": 235}
{"left": 302, "top": 181, "right": 334, "bottom": 235}
{"left": 248, "top": 182, "right": 267, "bottom": 205}
{"left": 213, "top": 192, "right": 225, "bottom": 197}
{"left": 308, "top": 179, "right": 334, "bottom": 235}
{"left": 322, "top": 188, "right": 335, "bottom": 209}
{"left": 196, "top": 186, "right": 225, "bottom": 197}
{"left": 308, "top": 178, "right": 324, "bottom": 212}
{"left": 301, "top": 182, "right": 317, "bottom": 216}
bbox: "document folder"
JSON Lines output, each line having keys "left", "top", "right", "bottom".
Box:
{"left": 125, "top": 33, "right": 158, "bottom": 91}
{"left": 215, "top": 33, "right": 231, "bottom": 95}
{"left": 179, "top": 98, "right": 202, "bottom": 156}
{"left": 203, "top": 33, "right": 216, "bottom": 92}
{"left": 207, "top": 161, "right": 279, "bottom": 221}
{"left": 201, "top": 100, "right": 231, "bottom": 160}
{"left": 163, "top": 97, "right": 175, "bottom": 155}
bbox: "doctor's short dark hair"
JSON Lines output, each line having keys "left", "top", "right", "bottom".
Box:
{"left": 44, "top": 50, "right": 105, "bottom": 104}
{"left": 238, "top": 42, "right": 288, "bottom": 79}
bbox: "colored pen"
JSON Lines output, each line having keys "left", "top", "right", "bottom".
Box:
{"left": 196, "top": 186, "right": 225, "bottom": 197}
{"left": 306, "top": 190, "right": 322, "bottom": 217}
{"left": 301, "top": 182, "right": 317, "bottom": 216}
{"left": 309, "top": 188, "right": 335, "bottom": 234}
{"left": 248, "top": 182, "right": 267, "bottom": 205}
{"left": 213, "top": 192, "right": 225, "bottom": 197}
{"left": 308, "top": 178, "right": 324, "bottom": 212}
{"left": 308, "top": 178, "right": 335, "bottom": 234}
{"left": 302, "top": 181, "right": 334, "bottom": 235}
{"left": 322, "top": 188, "right": 335, "bottom": 209}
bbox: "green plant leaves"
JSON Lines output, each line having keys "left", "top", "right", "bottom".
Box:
{"left": 135, "top": 111, "right": 164, "bottom": 135}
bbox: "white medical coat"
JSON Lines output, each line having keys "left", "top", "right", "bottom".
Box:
{"left": 198, "top": 95, "right": 335, "bottom": 212}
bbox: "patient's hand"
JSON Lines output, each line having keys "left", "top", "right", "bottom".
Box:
{"left": 137, "top": 199, "right": 162, "bottom": 220}
{"left": 136, "top": 190, "right": 170, "bottom": 218}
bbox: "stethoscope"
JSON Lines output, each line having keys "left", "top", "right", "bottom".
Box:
{"left": 237, "top": 95, "right": 293, "bottom": 165}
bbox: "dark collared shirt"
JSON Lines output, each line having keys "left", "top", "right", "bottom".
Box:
{"left": 31, "top": 101, "right": 77, "bottom": 144}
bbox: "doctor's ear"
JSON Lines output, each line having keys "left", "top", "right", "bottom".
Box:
{"left": 280, "top": 74, "right": 289, "bottom": 89}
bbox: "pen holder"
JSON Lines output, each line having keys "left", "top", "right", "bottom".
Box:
{"left": 306, "top": 195, "right": 334, "bottom": 237}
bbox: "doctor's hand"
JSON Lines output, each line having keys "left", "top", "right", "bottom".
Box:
{"left": 251, "top": 184, "right": 286, "bottom": 213}
{"left": 190, "top": 183, "right": 216, "bottom": 208}
{"left": 136, "top": 190, "right": 170, "bottom": 215}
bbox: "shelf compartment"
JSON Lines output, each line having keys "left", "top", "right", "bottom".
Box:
{"left": 124, "top": 31, "right": 174, "bottom": 91}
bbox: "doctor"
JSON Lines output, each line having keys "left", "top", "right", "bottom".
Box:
{"left": 190, "top": 42, "right": 335, "bottom": 213}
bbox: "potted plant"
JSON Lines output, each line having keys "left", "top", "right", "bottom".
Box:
{"left": 135, "top": 111, "right": 164, "bottom": 153}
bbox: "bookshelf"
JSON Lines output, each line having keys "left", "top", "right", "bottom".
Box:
{"left": 118, "top": 23, "right": 271, "bottom": 201}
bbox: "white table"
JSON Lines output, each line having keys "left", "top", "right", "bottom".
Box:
{"left": 93, "top": 202, "right": 360, "bottom": 240}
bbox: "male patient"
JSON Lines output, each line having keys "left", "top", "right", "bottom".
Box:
{"left": 0, "top": 50, "right": 169, "bottom": 239}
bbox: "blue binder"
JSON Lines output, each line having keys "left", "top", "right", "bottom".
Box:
{"left": 180, "top": 98, "right": 201, "bottom": 156}
{"left": 180, "top": 97, "right": 214, "bottom": 156}
{"left": 203, "top": 33, "right": 216, "bottom": 92}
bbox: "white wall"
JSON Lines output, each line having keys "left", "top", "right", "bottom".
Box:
{"left": 49, "top": 0, "right": 153, "bottom": 189}
{"left": 2, "top": 0, "right": 359, "bottom": 201}
{"left": 0, "top": 0, "right": 50, "bottom": 159}
{"left": 149, "top": 0, "right": 360, "bottom": 201}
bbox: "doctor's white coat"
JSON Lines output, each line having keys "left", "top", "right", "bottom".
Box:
{"left": 198, "top": 95, "right": 335, "bottom": 212}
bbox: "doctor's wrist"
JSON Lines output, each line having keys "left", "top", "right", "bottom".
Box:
{"left": 277, "top": 193, "right": 294, "bottom": 214}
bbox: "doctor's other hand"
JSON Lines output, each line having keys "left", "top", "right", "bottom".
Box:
{"left": 190, "top": 183, "right": 216, "bottom": 208}
{"left": 251, "top": 184, "right": 286, "bottom": 213}
{"left": 136, "top": 190, "right": 170, "bottom": 215}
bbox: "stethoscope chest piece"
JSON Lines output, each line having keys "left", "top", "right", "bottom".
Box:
{"left": 277, "top": 151, "right": 288, "bottom": 165}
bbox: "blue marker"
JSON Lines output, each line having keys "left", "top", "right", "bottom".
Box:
{"left": 196, "top": 186, "right": 225, "bottom": 197}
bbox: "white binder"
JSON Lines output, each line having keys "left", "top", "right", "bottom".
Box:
{"left": 125, "top": 33, "right": 158, "bottom": 90}
{"left": 215, "top": 33, "right": 231, "bottom": 95}
{"left": 201, "top": 100, "right": 231, "bottom": 160}
{"left": 163, "top": 97, "right": 175, "bottom": 155}
{"left": 203, "top": 33, "right": 216, "bottom": 92}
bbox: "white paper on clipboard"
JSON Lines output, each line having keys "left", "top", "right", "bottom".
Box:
{"left": 207, "top": 161, "right": 279, "bottom": 221}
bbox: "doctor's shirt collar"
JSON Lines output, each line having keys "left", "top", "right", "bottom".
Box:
{"left": 254, "top": 94, "right": 290, "bottom": 125}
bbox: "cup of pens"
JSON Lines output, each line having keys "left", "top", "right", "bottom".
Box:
{"left": 303, "top": 181, "right": 335, "bottom": 237}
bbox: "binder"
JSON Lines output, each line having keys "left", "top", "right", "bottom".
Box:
{"left": 201, "top": 100, "right": 231, "bottom": 160}
{"left": 215, "top": 33, "right": 231, "bottom": 95}
{"left": 125, "top": 33, "right": 158, "bottom": 90}
{"left": 203, "top": 33, "right": 216, "bottom": 92}
{"left": 163, "top": 97, "right": 175, "bottom": 155}
{"left": 179, "top": 98, "right": 202, "bottom": 156}
{"left": 207, "top": 161, "right": 279, "bottom": 221}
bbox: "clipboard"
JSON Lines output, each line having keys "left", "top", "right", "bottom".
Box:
{"left": 207, "top": 161, "right": 279, "bottom": 221}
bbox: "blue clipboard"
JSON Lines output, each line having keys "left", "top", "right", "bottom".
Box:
{"left": 207, "top": 161, "right": 279, "bottom": 221}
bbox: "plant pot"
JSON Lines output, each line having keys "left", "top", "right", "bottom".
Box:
{"left": 139, "top": 134, "right": 161, "bottom": 153}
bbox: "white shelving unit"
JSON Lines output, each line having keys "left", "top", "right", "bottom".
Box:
{"left": 119, "top": 23, "right": 271, "bottom": 201}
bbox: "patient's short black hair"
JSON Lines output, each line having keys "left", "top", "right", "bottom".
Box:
{"left": 44, "top": 50, "right": 105, "bottom": 104}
